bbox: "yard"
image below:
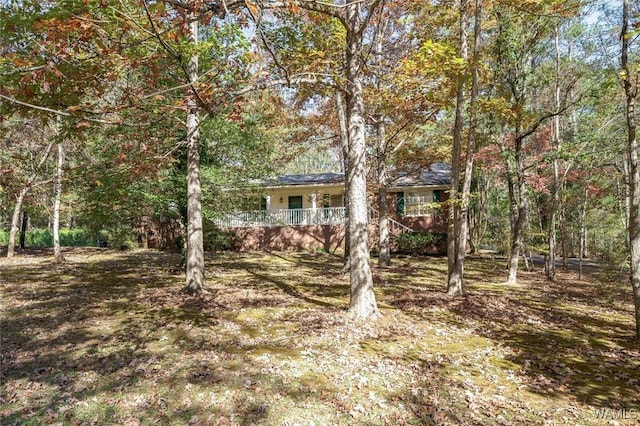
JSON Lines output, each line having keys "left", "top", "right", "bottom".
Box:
{"left": 1, "top": 249, "right": 638, "bottom": 425}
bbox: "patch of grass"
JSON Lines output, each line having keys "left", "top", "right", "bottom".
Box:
{"left": 1, "top": 249, "right": 639, "bottom": 425}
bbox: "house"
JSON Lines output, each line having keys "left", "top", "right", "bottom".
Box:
{"left": 213, "top": 163, "right": 451, "bottom": 252}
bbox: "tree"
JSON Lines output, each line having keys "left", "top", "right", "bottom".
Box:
{"left": 343, "top": 0, "right": 383, "bottom": 319}
{"left": 1, "top": 119, "right": 55, "bottom": 258}
{"left": 182, "top": 3, "right": 205, "bottom": 294}
{"left": 53, "top": 133, "right": 64, "bottom": 263}
{"left": 447, "top": 0, "right": 470, "bottom": 295}
{"left": 257, "top": 0, "right": 383, "bottom": 319}
{"left": 621, "top": 0, "right": 640, "bottom": 338}
{"left": 486, "top": 2, "right": 577, "bottom": 284}
{"left": 1, "top": 0, "right": 115, "bottom": 259}
{"left": 447, "top": 0, "right": 482, "bottom": 296}
{"left": 366, "top": 1, "right": 452, "bottom": 267}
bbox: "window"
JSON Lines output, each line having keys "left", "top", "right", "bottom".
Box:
{"left": 240, "top": 196, "right": 267, "bottom": 211}
{"left": 288, "top": 196, "right": 303, "bottom": 209}
{"left": 396, "top": 192, "right": 405, "bottom": 216}
{"left": 401, "top": 190, "right": 441, "bottom": 217}
{"left": 405, "top": 192, "right": 430, "bottom": 216}
{"left": 330, "top": 194, "right": 344, "bottom": 207}
{"left": 322, "top": 194, "right": 331, "bottom": 208}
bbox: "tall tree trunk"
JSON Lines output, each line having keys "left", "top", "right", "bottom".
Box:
{"left": 7, "top": 188, "right": 28, "bottom": 258}
{"left": 336, "top": 90, "right": 350, "bottom": 270}
{"left": 182, "top": 8, "right": 205, "bottom": 295}
{"left": 454, "top": 0, "right": 482, "bottom": 293}
{"left": 447, "top": 0, "right": 469, "bottom": 296}
{"left": 371, "top": 15, "right": 391, "bottom": 267}
{"left": 622, "top": 0, "right": 640, "bottom": 338}
{"left": 53, "top": 141, "right": 64, "bottom": 263}
{"left": 345, "top": 0, "right": 379, "bottom": 320}
{"left": 19, "top": 210, "right": 28, "bottom": 249}
{"left": 560, "top": 202, "right": 568, "bottom": 270}
{"left": 546, "top": 24, "right": 562, "bottom": 280}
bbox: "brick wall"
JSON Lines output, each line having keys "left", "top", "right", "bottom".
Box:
{"left": 231, "top": 224, "right": 386, "bottom": 252}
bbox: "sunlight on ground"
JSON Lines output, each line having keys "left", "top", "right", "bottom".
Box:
{"left": 1, "top": 249, "right": 638, "bottom": 425}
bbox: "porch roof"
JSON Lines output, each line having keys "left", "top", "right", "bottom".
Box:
{"left": 265, "top": 172, "right": 345, "bottom": 188}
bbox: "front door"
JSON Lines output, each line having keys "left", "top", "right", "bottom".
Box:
{"left": 288, "top": 196, "right": 303, "bottom": 224}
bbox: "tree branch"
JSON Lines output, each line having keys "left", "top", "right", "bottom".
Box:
{"left": 233, "top": 73, "right": 338, "bottom": 95}
{"left": 0, "top": 94, "right": 154, "bottom": 127}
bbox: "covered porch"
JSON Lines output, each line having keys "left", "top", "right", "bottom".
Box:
{"left": 213, "top": 206, "right": 347, "bottom": 228}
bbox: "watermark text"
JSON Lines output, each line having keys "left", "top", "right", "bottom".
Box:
{"left": 593, "top": 407, "right": 638, "bottom": 420}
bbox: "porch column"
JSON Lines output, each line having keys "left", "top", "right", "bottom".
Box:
{"left": 311, "top": 192, "right": 318, "bottom": 225}
{"left": 264, "top": 195, "right": 271, "bottom": 226}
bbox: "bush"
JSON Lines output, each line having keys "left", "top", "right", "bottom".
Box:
{"left": 28, "top": 229, "right": 53, "bottom": 247}
{"left": 0, "top": 228, "right": 98, "bottom": 248}
{"left": 98, "top": 226, "right": 137, "bottom": 250}
{"left": 396, "top": 231, "right": 447, "bottom": 255}
{"left": 203, "top": 226, "right": 236, "bottom": 252}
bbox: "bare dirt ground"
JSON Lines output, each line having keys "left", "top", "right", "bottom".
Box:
{"left": 1, "top": 248, "right": 638, "bottom": 425}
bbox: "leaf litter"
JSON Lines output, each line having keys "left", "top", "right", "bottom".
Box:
{"left": 1, "top": 248, "right": 639, "bottom": 425}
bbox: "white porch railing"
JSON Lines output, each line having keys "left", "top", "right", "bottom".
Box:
{"left": 388, "top": 217, "right": 414, "bottom": 235}
{"left": 214, "top": 207, "right": 348, "bottom": 228}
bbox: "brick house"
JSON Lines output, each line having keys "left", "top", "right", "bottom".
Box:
{"left": 214, "top": 163, "right": 451, "bottom": 252}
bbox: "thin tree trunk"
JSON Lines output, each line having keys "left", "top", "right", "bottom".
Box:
{"left": 507, "top": 135, "right": 527, "bottom": 284}
{"left": 336, "top": 90, "right": 351, "bottom": 270}
{"left": 469, "top": 176, "right": 487, "bottom": 253}
{"left": 622, "top": 0, "right": 640, "bottom": 338}
{"left": 578, "top": 186, "right": 588, "bottom": 281}
{"left": 560, "top": 201, "right": 568, "bottom": 270}
{"left": 19, "top": 210, "right": 28, "bottom": 249}
{"left": 374, "top": 16, "right": 391, "bottom": 267}
{"left": 523, "top": 204, "right": 533, "bottom": 271}
{"left": 182, "top": 8, "right": 205, "bottom": 295}
{"left": 142, "top": 222, "right": 149, "bottom": 249}
{"left": 456, "top": 0, "right": 481, "bottom": 293}
{"left": 345, "top": 0, "right": 379, "bottom": 320}
{"left": 546, "top": 24, "right": 562, "bottom": 280}
{"left": 447, "top": 0, "right": 469, "bottom": 296}
{"left": 622, "top": 158, "right": 631, "bottom": 249}
{"left": 53, "top": 141, "right": 64, "bottom": 263}
{"left": 6, "top": 140, "right": 54, "bottom": 258}
{"left": 378, "top": 186, "right": 390, "bottom": 266}
{"left": 7, "top": 188, "right": 28, "bottom": 258}
{"left": 377, "top": 117, "right": 391, "bottom": 267}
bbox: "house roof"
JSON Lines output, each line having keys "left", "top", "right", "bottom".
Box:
{"left": 392, "top": 163, "right": 451, "bottom": 187}
{"left": 265, "top": 163, "right": 450, "bottom": 188}
{"left": 268, "top": 172, "right": 345, "bottom": 187}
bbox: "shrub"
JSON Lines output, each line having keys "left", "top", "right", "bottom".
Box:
{"left": 396, "top": 231, "right": 447, "bottom": 255}
{"left": 0, "top": 228, "right": 98, "bottom": 248}
{"left": 203, "top": 224, "right": 236, "bottom": 252}
{"left": 98, "top": 226, "right": 137, "bottom": 250}
{"left": 60, "top": 229, "right": 96, "bottom": 247}
{"left": 27, "top": 229, "right": 53, "bottom": 247}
